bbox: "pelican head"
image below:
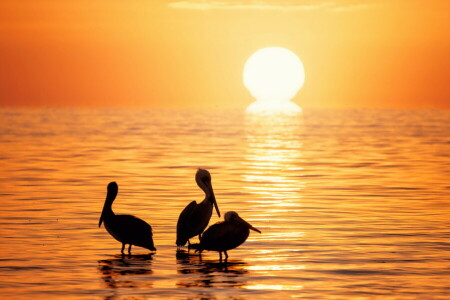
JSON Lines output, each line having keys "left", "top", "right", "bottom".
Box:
{"left": 99, "top": 181, "right": 118, "bottom": 227}
{"left": 196, "top": 169, "right": 211, "bottom": 181}
{"left": 107, "top": 181, "right": 118, "bottom": 195}
{"left": 196, "top": 169, "right": 220, "bottom": 217}
{"left": 224, "top": 211, "right": 261, "bottom": 233}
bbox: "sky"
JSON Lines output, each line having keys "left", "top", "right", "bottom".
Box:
{"left": 0, "top": 0, "right": 449, "bottom": 109}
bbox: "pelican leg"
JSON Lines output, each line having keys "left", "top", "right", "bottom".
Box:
{"left": 120, "top": 243, "right": 125, "bottom": 254}
{"left": 187, "top": 240, "right": 191, "bottom": 251}
{"left": 219, "top": 251, "right": 223, "bottom": 263}
{"left": 128, "top": 244, "right": 132, "bottom": 254}
{"left": 224, "top": 251, "right": 229, "bottom": 263}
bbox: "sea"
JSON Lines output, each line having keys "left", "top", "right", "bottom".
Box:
{"left": 0, "top": 108, "right": 449, "bottom": 299}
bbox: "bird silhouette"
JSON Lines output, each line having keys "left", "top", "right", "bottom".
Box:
{"left": 176, "top": 169, "right": 220, "bottom": 249}
{"left": 196, "top": 211, "right": 261, "bottom": 262}
{"left": 99, "top": 182, "right": 156, "bottom": 254}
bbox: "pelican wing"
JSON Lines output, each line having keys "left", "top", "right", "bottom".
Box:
{"left": 114, "top": 215, "right": 152, "bottom": 234}
{"left": 176, "top": 201, "right": 197, "bottom": 245}
{"left": 107, "top": 214, "right": 154, "bottom": 249}
{"left": 178, "top": 201, "right": 197, "bottom": 225}
{"left": 200, "top": 221, "right": 250, "bottom": 251}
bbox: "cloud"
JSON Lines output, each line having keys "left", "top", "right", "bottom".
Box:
{"left": 330, "top": 3, "right": 374, "bottom": 12}
{"left": 168, "top": 0, "right": 374, "bottom": 12}
{"left": 168, "top": 1, "right": 332, "bottom": 11}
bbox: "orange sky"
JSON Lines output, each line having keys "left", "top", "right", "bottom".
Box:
{"left": 0, "top": 0, "right": 449, "bottom": 109}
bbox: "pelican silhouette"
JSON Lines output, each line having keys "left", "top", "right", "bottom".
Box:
{"left": 176, "top": 169, "right": 220, "bottom": 249}
{"left": 197, "top": 211, "right": 261, "bottom": 262}
{"left": 99, "top": 182, "right": 156, "bottom": 254}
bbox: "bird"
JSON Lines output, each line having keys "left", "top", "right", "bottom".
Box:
{"left": 196, "top": 211, "right": 261, "bottom": 262}
{"left": 176, "top": 169, "right": 221, "bottom": 249}
{"left": 99, "top": 182, "right": 156, "bottom": 254}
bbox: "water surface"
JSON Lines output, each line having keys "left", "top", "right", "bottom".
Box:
{"left": 0, "top": 108, "right": 449, "bottom": 299}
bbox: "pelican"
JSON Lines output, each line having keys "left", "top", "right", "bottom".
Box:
{"left": 99, "top": 182, "right": 156, "bottom": 254}
{"left": 197, "top": 211, "right": 261, "bottom": 262}
{"left": 176, "top": 169, "right": 220, "bottom": 249}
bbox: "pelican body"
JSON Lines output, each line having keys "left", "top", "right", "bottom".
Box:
{"left": 176, "top": 169, "right": 220, "bottom": 248}
{"left": 198, "top": 211, "right": 261, "bottom": 262}
{"left": 99, "top": 182, "right": 156, "bottom": 254}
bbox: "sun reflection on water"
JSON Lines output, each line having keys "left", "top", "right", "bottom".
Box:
{"left": 243, "top": 114, "right": 305, "bottom": 203}
{"left": 241, "top": 113, "right": 307, "bottom": 279}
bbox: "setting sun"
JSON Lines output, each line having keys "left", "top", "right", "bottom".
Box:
{"left": 243, "top": 47, "right": 304, "bottom": 115}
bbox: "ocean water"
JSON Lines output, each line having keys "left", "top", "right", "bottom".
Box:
{"left": 0, "top": 108, "right": 449, "bottom": 299}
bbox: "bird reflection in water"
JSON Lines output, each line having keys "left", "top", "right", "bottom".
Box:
{"left": 98, "top": 254, "right": 154, "bottom": 291}
{"left": 176, "top": 250, "right": 248, "bottom": 290}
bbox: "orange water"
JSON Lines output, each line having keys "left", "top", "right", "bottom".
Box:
{"left": 0, "top": 108, "right": 449, "bottom": 299}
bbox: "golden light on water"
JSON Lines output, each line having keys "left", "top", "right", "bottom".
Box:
{"left": 243, "top": 47, "right": 305, "bottom": 115}
{"left": 1, "top": 108, "right": 449, "bottom": 298}
{"left": 246, "top": 265, "right": 305, "bottom": 271}
{"left": 244, "top": 284, "right": 304, "bottom": 291}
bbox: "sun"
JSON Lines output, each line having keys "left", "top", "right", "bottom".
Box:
{"left": 243, "top": 47, "right": 305, "bottom": 115}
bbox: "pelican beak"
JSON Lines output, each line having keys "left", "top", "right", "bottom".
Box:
{"left": 211, "top": 191, "right": 221, "bottom": 218}
{"left": 249, "top": 224, "right": 261, "bottom": 233}
{"left": 238, "top": 216, "right": 261, "bottom": 233}
{"left": 99, "top": 196, "right": 109, "bottom": 227}
{"left": 207, "top": 181, "right": 220, "bottom": 218}
{"left": 98, "top": 213, "right": 104, "bottom": 227}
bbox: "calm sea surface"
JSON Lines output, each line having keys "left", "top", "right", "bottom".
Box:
{"left": 0, "top": 108, "right": 449, "bottom": 299}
